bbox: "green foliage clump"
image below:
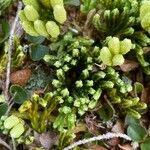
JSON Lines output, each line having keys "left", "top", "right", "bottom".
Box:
{"left": 0, "top": 115, "right": 33, "bottom": 144}
{"left": 43, "top": 32, "right": 145, "bottom": 132}
{"left": 0, "top": 115, "right": 34, "bottom": 144}
{"left": 108, "top": 89, "right": 147, "bottom": 119}
{"left": 0, "top": 37, "right": 26, "bottom": 76}
{"left": 19, "top": 0, "right": 67, "bottom": 38}
{"left": 18, "top": 92, "right": 59, "bottom": 133}
{"left": 100, "top": 37, "right": 134, "bottom": 66}
{"left": 0, "top": 0, "right": 12, "bottom": 16}
{"left": 91, "top": 0, "right": 139, "bottom": 38}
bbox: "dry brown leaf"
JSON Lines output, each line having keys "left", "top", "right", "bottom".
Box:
{"left": 111, "top": 120, "right": 124, "bottom": 133}
{"left": 39, "top": 132, "right": 57, "bottom": 149}
{"left": 10, "top": 68, "right": 32, "bottom": 86}
{"left": 141, "top": 87, "right": 150, "bottom": 103}
{"left": 118, "top": 144, "right": 133, "bottom": 150}
{"left": 120, "top": 60, "right": 139, "bottom": 72}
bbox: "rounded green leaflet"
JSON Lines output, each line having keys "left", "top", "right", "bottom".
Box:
{"left": 53, "top": 5, "right": 67, "bottom": 24}
{"left": 127, "top": 124, "right": 147, "bottom": 142}
{"left": 39, "top": 0, "right": 51, "bottom": 8}
{"left": 100, "top": 47, "right": 112, "bottom": 66}
{"left": 46, "top": 21, "right": 60, "bottom": 38}
{"left": 108, "top": 37, "right": 120, "bottom": 55}
{"left": 21, "top": 21, "right": 39, "bottom": 36}
{"left": 34, "top": 20, "right": 49, "bottom": 37}
{"left": 141, "top": 13, "right": 150, "bottom": 31}
{"left": 50, "top": 0, "right": 64, "bottom": 8}
{"left": 112, "top": 54, "right": 124, "bottom": 66}
{"left": 23, "top": 0, "right": 40, "bottom": 10}
{"left": 24, "top": 5, "right": 39, "bottom": 21}
{"left": 19, "top": 10, "right": 28, "bottom": 22}
{"left": 10, "top": 123, "right": 25, "bottom": 138}
{"left": 60, "top": 88, "right": 69, "bottom": 97}
{"left": 4, "top": 115, "right": 20, "bottom": 129}
{"left": 140, "top": 1, "right": 150, "bottom": 19}
{"left": 88, "top": 100, "right": 98, "bottom": 109}
{"left": 120, "top": 38, "right": 132, "bottom": 54}
{"left": 127, "top": 109, "right": 141, "bottom": 119}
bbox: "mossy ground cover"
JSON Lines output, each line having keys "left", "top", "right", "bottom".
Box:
{"left": 0, "top": 0, "right": 150, "bottom": 150}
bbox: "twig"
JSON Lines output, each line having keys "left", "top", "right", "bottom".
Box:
{"left": 5, "top": 1, "right": 23, "bottom": 101}
{"left": 11, "top": 137, "right": 16, "bottom": 150}
{"left": 63, "top": 132, "right": 131, "bottom": 150}
{"left": 0, "top": 138, "right": 12, "bottom": 150}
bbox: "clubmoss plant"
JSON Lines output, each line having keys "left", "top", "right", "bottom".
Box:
{"left": 19, "top": 92, "right": 59, "bottom": 133}
{"left": 108, "top": 89, "right": 147, "bottom": 119}
{"left": 91, "top": 0, "right": 139, "bottom": 38}
{"left": 43, "top": 32, "right": 144, "bottom": 132}
{"left": 19, "top": 0, "right": 67, "bottom": 38}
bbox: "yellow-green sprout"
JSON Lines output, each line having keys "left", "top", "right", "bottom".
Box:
{"left": 100, "top": 37, "right": 133, "bottom": 66}
{"left": 19, "top": 0, "right": 67, "bottom": 38}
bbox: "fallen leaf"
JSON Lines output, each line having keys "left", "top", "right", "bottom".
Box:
{"left": 120, "top": 60, "right": 139, "bottom": 72}
{"left": 111, "top": 120, "right": 124, "bottom": 133}
{"left": 10, "top": 68, "right": 32, "bottom": 86}
{"left": 39, "top": 132, "right": 57, "bottom": 149}
{"left": 141, "top": 87, "right": 150, "bottom": 103}
{"left": 118, "top": 144, "right": 133, "bottom": 150}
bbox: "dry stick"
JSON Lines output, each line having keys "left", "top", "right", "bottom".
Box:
{"left": 5, "top": 1, "right": 23, "bottom": 101}
{"left": 63, "top": 132, "right": 131, "bottom": 150}
{"left": 0, "top": 138, "right": 12, "bottom": 150}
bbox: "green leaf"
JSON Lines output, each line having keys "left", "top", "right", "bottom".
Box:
{"left": 64, "top": 0, "right": 80, "bottom": 6}
{"left": 127, "top": 124, "right": 147, "bottom": 142}
{"left": 10, "top": 85, "right": 28, "bottom": 104}
{"left": 0, "top": 20, "right": 10, "bottom": 44}
{"left": 141, "top": 137, "right": 150, "bottom": 150}
{"left": 25, "top": 34, "right": 45, "bottom": 44}
{"left": 134, "top": 82, "right": 144, "bottom": 95}
{"left": 30, "top": 44, "right": 49, "bottom": 61}
{"left": 125, "top": 114, "right": 140, "bottom": 126}
{"left": 0, "top": 103, "right": 8, "bottom": 117}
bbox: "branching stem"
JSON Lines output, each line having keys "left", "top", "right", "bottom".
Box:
{"left": 63, "top": 132, "right": 131, "bottom": 150}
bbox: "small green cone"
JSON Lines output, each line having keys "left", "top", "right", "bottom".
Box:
{"left": 10, "top": 123, "right": 25, "bottom": 138}
{"left": 24, "top": 5, "right": 39, "bottom": 21}
{"left": 4, "top": 115, "right": 20, "bottom": 129}
{"left": 34, "top": 20, "right": 49, "bottom": 37}
{"left": 46, "top": 21, "right": 60, "bottom": 38}
{"left": 53, "top": 5, "right": 67, "bottom": 24}
{"left": 50, "top": 0, "right": 64, "bottom": 8}
{"left": 112, "top": 54, "right": 124, "bottom": 66}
